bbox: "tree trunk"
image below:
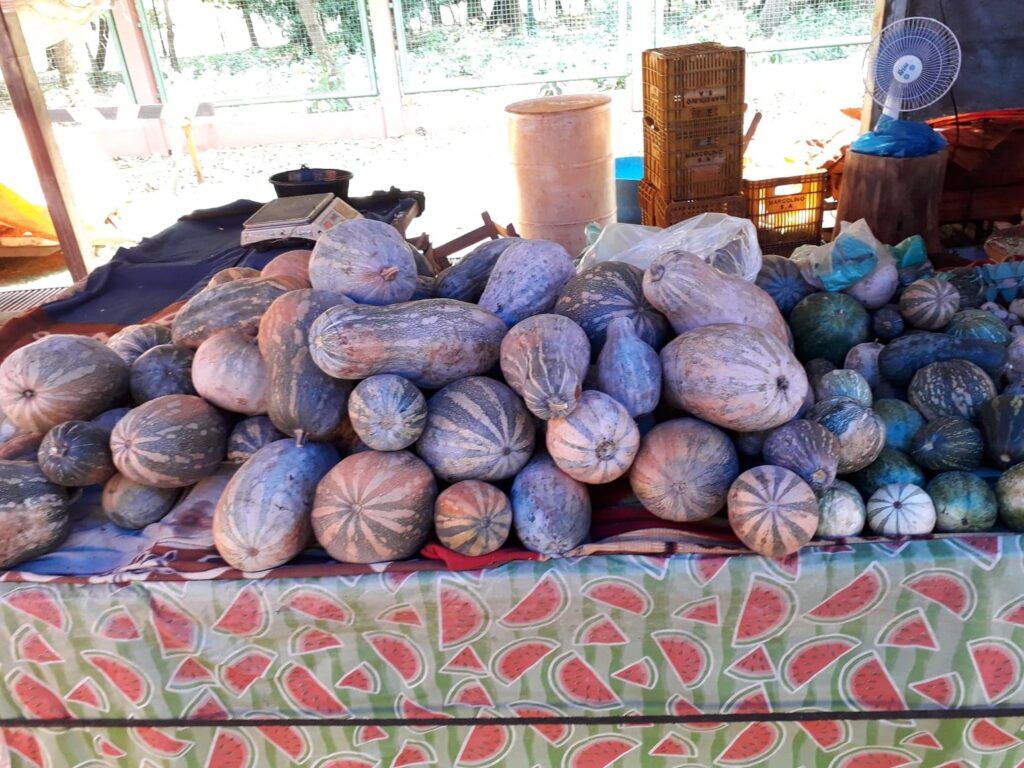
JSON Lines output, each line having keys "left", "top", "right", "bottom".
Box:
{"left": 162, "top": 0, "right": 180, "bottom": 72}
{"left": 243, "top": 8, "right": 260, "bottom": 47}
{"left": 553, "top": 0, "right": 564, "bottom": 16}
{"left": 427, "top": 0, "right": 444, "bottom": 26}
{"left": 468, "top": 0, "right": 484, "bottom": 21}
{"left": 758, "top": 0, "right": 788, "bottom": 34}
{"left": 49, "top": 40, "right": 79, "bottom": 87}
{"left": 485, "top": 0, "right": 522, "bottom": 32}
{"left": 296, "top": 0, "right": 340, "bottom": 83}
{"left": 92, "top": 16, "right": 110, "bottom": 71}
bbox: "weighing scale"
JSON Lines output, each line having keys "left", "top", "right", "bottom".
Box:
{"left": 240, "top": 193, "right": 361, "bottom": 246}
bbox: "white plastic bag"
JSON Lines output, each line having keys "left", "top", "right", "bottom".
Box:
{"left": 578, "top": 223, "right": 660, "bottom": 268}
{"left": 580, "top": 213, "right": 762, "bottom": 282}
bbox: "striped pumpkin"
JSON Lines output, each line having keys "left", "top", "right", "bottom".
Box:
{"left": 908, "top": 360, "right": 996, "bottom": 423}
{"left": 416, "top": 377, "right": 535, "bottom": 482}
{"left": 911, "top": 415, "right": 983, "bottom": 471}
{"left": 129, "top": 345, "right": 196, "bottom": 403}
{"left": 348, "top": 375, "right": 427, "bottom": 451}
{"left": 945, "top": 308, "right": 1012, "bottom": 345}
{"left": 807, "top": 397, "right": 885, "bottom": 473}
{"left": 192, "top": 329, "right": 270, "bottom": 416}
{"left": 172, "top": 276, "right": 293, "bottom": 349}
{"left": 102, "top": 473, "right": 180, "bottom": 529}
{"left": 309, "top": 219, "right": 418, "bottom": 305}
{"left": 106, "top": 323, "right": 172, "bottom": 365}
{"left": 553, "top": 261, "right": 669, "bottom": 352}
{"left": 110, "top": 395, "right": 228, "bottom": 488}
{"left": 629, "top": 417, "right": 738, "bottom": 522}
{"left": 37, "top": 421, "right": 116, "bottom": 487}
{"left": 727, "top": 465, "right": 819, "bottom": 557}
{"left": 899, "top": 278, "right": 960, "bottom": 330}
{"left": 755, "top": 253, "right": 815, "bottom": 315}
{"left": 500, "top": 314, "right": 590, "bottom": 421}
{"left": 643, "top": 250, "right": 791, "bottom": 346}
{"left": 546, "top": 390, "right": 640, "bottom": 484}
{"left": 312, "top": 450, "right": 436, "bottom": 563}
{"left": 661, "top": 323, "right": 808, "bottom": 432}
{"left": 227, "top": 416, "right": 286, "bottom": 463}
{"left": 762, "top": 419, "right": 840, "bottom": 492}
{"left": 866, "top": 483, "right": 935, "bottom": 536}
{"left": 433, "top": 480, "right": 512, "bottom": 556}
{"left": 596, "top": 316, "right": 661, "bottom": 417}
{"left": 259, "top": 290, "right": 354, "bottom": 442}
{"left": 0, "top": 335, "right": 129, "bottom": 432}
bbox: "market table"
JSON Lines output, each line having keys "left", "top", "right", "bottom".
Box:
{"left": 1, "top": 207, "right": 1023, "bottom": 767}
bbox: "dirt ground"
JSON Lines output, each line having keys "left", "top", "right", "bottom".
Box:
{"left": 0, "top": 56, "right": 865, "bottom": 290}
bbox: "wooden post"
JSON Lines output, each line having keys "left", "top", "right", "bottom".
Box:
{"left": 110, "top": 0, "right": 161, "bottom": 104}
{"left": 367, "top": 0, "right": 405, "bottom": 137}
{"left": 861, "top": 0, "right": 904, "bottom": 134}
{"left": 0, "top": 8, "right": 89, "bottom": 281}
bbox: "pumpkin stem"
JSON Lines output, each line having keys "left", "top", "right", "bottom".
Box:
{"left": 294, "top": 430, "right": 307, "bottom": 447}
{"left": 380, "top": 266, "right": 400, "bottom": 282}
{"left": 648, "top": 264, "right": 665, "bottom": 283}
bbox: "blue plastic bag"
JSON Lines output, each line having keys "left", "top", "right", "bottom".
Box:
{"left": 851, "top": 115, "right": 948, "bottom": 158}
{"left": 793, "top": 219, "right": 881, "bottom": 291}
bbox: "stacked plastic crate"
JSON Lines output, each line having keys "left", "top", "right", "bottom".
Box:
{"left": 639, "top": 43, "right": 747, "bottom": 227}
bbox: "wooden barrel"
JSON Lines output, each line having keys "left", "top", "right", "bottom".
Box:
{"left": 506, "top": 95, "right": 616, "bottom": 255}
{"left": 836, "top": 148, "right": 948, "bottom": 253}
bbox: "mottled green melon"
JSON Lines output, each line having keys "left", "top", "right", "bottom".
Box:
{"left": 873, "top": 398, "right": 926, "bottom": 452}
{"left": 850, "top": 448, "right": 925, "bottom": 498}
{"left": 789, "top": 293, "right": 871, "bottom": 366}
{"left": 945, "top": 309, "right": 1012, "bottom": 345}
{"left": 816, "top": 480, "right": 865, "bottom": 539}
{"left": 911, "top": 416, "right": 983, "bottom": 471}
{"left": 927, "top": 471, "right": 997, "bottom": 533}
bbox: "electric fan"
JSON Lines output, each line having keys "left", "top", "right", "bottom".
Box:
{"left": 863, "top": 16, "right": 961, "bottom": 118}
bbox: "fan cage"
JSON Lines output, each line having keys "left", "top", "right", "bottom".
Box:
{"left": 864, "top": 16, "right": 961, "bottom": 112}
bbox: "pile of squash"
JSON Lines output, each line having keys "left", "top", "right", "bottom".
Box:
{"left": 1, "top": 216, "right": 1023, "bottom": 572}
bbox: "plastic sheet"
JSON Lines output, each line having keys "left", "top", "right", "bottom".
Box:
{"left": 792, "top": 218, "right": 886, "bottom": 292}
{"left": 580, "top": 213, "right": 762, "bottom": 282}
{"left": 851, "top": 115, "right": 948, "bottom": 158}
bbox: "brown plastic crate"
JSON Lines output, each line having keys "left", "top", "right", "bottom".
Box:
{"left": 744, "top": 171, "right": 827, "bottom": 254}
{"left": 643, "top": 118, "right": 743, "bottom": 200}
{"left": 639, "top": 179, "right": 746, "bottom": 227}
{"left": 643, "top": 43, "right": 745, "bottom": 126}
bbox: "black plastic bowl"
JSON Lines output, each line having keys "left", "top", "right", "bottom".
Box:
{"left": 269, "top": 167, "right": 354, "bottom": 199}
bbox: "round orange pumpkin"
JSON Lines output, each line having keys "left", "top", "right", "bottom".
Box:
{"left": 261, "top": 249, "right": 312, "bottom": 286}
{"left": 546, "top": 390, "right": 639, "bottom": 484}
{"left": 312, "top": 450, "right": 436, "bottom": 563}
{"left": 110, "top": 394, "right": 228, "bottom": 488}
{"left": 0, "top": 334, "right": 129, "bottom": 432}
{"left": 434, "top": 480, "right": 511, "bottom": 557}
{"left": 727, "top": 465, "right": 819, "bottom": 556}
{"left": 206, "top": 266, "right": 261, "bottom": 288}
{"left": 192, "top": 329, "right": 270, "bottom": 415}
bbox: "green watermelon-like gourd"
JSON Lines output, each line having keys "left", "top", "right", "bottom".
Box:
{"left": 877, "top": 332, "right": 1006, "bottom": 385}
{"left": 727, "top": 465, "right": 819, "bottom": 557}
{"left": 804, "top": 358, "right": 836, "bottom": 391}
{"left": 850, "top": 448, "right": 925, "bottom": 498}
{"left": 844, "top": 342, "right": 884, "bottom": 390}
{"left": 661, "top": 323, "right": 808, "bottom": 432}
{"left": 807, "top": 397, "right": 885, "bottom": 473}
{"left": 927, "top": 471, "right": 998, "bottom": 533}
{"left": 942, "top": 267, "right": 986, "bottom": 309}
{"left": 873, "top": 398, "right": 925, "bottom": 452}
{"left": 0, "top": 461, "right": 70, "bottom": 569}
{"left": 500, "top": 314, "right": 590, "bottom": 420}
{"left": 596, "top": 317, "right": 661, "bottom": 417}
{"left": 899, "top": 278, "right": 960, "bottom": 330}
{"left": 129, "top": 345, "right": 196, "bottom": 403}
{"left": 945, "top": 309, "right": 1012, "bottom": 345}
{"left": 911, "top": 415, "right": 983, "bottom": 471}
{"left": 348, "top": 375, "right": 427, "bottom": 451}
{"left": 755, "top": 254, "right": 815, "bottom": 315}
{"left": 908, "top": 360, "right": 996, "bottom": 423}
{"left": 308, "top": 218, "right": 418, "bottom": 305}
{"left": 815, "top": 369, "right": 872, "bottom": 406}
{"left": 434, "top": 238, "right": 516, "bottom": 302}
{"left": 417, "top": 377, "right": 535, "bottom": 482}
{"left": 37, "top": 421, "right": 116, "bottom": 487}
{"left": 106, "top": 323, "right": 172, "bottom": 365}
{"left": 511, "top": 454, "right": 591, "bottom": 555}
{"left": 980, "top": 395, "right": 1024, "bottom": 468}
{"left": 312, "top": 450, "right": 436, "bottom": 563}
{"left": 102, "top": 473, "right": 180, "bottom": 529}
{"left": 479, "top": 239, "right": 577, "bottom": 326}
{"left": 866, "top": 483, "right": 935, "bottom": 536}
{"left": 215, "top": 439, "right": 339, "bottom": 571}
{"left": 872, "top": 305, "right": 904, "bottom": 341}
{"left": 226, "top": 416, "right": 286, "bottom": 463}
{"left": 110, "top": 395, "right": 228, "bottom": 488}
{"left": 816, "top": 480, "right": 866, "bottom": 539}
{"left": 90, "top": 407, "right": 131, "bottom": 435}
{"left": 629, "top": 418, "right": 738, "bottom": 522}
{"left": 433, "top": 480, "right": 512, "bottom": 557}
{"left": 171, "top": 276, "right": 292, "bottom": 349}
{"left": 554, "top": 261, "right": 669, "bottom": 352}
{"left": 789, "top": 292, "right": 871, "bottom": 366}
{"left": 762, "top": 419, "right": 840, "bottom": 492}
{"left": 996, "top": 463, "right": 1024, "bottom": 530}
{"left": 546, "top": 390, "right": 640, "bottom": 484}
{"left": 0, "top": 335, "right": 129, "bottom": 432}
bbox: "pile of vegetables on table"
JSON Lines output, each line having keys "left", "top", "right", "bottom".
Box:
{"left": 1, "top": 214, "right": 1023, "bottom": 572}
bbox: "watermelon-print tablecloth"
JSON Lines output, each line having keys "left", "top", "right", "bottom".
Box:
{"left": 2, "top": 535, "right": 1024, "bottom": 766}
